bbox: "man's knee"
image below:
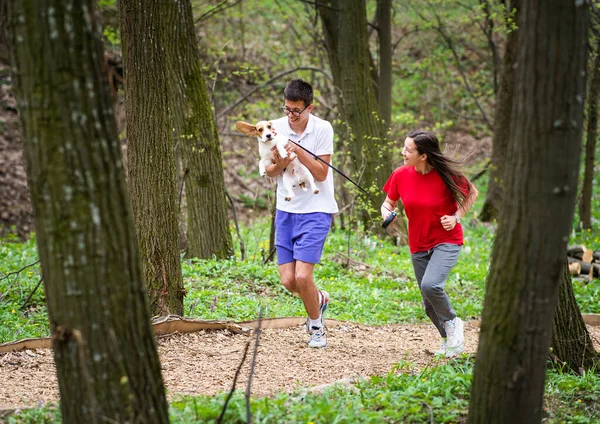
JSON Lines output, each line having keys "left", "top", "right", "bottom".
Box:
{"left": 281, "top": 275, "right": 297, "bottom": 292}
{"left": 294, "top": 272, "right": 312, "bottom": 288}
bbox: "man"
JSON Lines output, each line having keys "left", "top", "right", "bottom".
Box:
{"left": 266, "top": 79, "right": 338, "bottom": 348}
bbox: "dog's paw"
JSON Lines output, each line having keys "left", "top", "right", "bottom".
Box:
{"left": 260, "top": 171, "right": 266, "bottom": 177}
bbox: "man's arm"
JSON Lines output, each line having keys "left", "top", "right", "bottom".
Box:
{"left": 285, "top": 143, "right": 330, "bottom": 182}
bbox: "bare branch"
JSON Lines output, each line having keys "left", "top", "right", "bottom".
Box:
{"left": 216, "top": 341, "right": 251, "bottom": 424}
{"left": 0, "top": 260, "right": 40, "bottom": 282}
{"left": 195, "top": 0, "right": 243, "bottom": 24}
{"left": 216, "top": 66, "right": 332, "bottom": 120}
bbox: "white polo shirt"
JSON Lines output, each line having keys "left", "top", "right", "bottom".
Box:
{"left": 272, "top": 114, "right": 339, "bottom": 214}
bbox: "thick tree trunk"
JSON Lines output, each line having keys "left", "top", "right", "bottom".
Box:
{"left": 166, "top": 0, "right": 233, "bottom": 259}
{"left": 6, "top": 1, "right": 169, "bottom": 422}
{"left": 119, "top": 0, "right": 184, "bottom": 315}
{"left": 479, "top": 1, "right": 519, "bottom": 222}
{"left": 318, "top": 0, "right": 391, "bottom": 200}
{"left": 551, "top": 260, "right": 598, "bottom": 371}
{"left": 579, "top": 20, "right": 600, "bottom": 230}
{"left": 468, "top": 2, "right": 589, "bottom": 423}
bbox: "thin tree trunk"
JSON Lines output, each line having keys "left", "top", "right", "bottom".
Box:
{"left": 318, "top": 0, "right": 393, "bottom": 218}
{"left": 551, "top": 260, "right": 598, "bottom": 371}
{"left": 479, "top": 1, "right": 519, "bottom": 222}
{"left": 119, "top": 0, "right": 184, "bottom": 316}
{"left": 579, "top": 20, "right": 600, "bottom": 229}
{"left": 6, "top": 1, "right": 169, "bottom": 421}
{"left": 377, "top": 0, "right": 392, "bottom": 128}
{"left": 468, "top": 1, "right": 589, "bottom": 422}
{"left": 166, "top": 0, "right": 233, "bottom": 259}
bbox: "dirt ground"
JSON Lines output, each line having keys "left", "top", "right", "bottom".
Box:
{"left": 1, "top": 321, "right": 599, "bottom": 411}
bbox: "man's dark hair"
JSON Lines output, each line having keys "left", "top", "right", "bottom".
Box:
{"left": 284, "top": 79, "right": 313, "bottom": 107}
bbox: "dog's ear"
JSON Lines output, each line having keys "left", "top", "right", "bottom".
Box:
{"left": 235, "top": 121, "right": 257, "bottom": 137}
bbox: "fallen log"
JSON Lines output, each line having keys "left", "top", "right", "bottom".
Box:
{"left": 566, "top": 245, "right": 595, "bottom": 262}
{"left": 567, "top": 257, "right": 600, "bottom": 278}
{"left": 568, "top": 261, "right": 581, "bottom": 275}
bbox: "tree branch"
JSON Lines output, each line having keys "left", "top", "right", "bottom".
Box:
{"left": 216, "top": 66, "right": 332, "bottom": 120}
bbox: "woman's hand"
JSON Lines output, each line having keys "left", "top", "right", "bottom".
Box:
{"left": 440, "top": 214, "right": 459, "bottom": 231}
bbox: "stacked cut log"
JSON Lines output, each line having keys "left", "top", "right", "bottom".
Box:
{"left": 567, "top": 245, "right": 600, "bottom": 281}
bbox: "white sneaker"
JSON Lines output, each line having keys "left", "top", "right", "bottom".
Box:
{"left": 443, "top": 317, "right": 464, "bottom": 357}
{"left": 434, "top": 338, "right": 447, "bottom": 356}
{"left": 308, "top": 326, "right": 327, "bottom": 348}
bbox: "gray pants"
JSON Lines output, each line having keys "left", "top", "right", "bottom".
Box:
{"left": 411, "top": 243, "right": 461, "bottom": 338}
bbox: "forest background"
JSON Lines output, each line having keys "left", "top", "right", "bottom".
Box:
{"left": 1, "top": 0, "right": 600, "bottom": 423}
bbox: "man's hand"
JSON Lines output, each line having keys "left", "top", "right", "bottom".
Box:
{"left": 271, "top": 145, "right": 295, "bottom": 168}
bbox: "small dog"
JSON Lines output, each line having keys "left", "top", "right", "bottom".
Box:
{"left": 235, "top": 120, "right": 319, "bottom": 201}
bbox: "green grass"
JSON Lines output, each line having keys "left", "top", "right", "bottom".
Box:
{"left": 6, "top": 359, "right": 600, "bottom": 423}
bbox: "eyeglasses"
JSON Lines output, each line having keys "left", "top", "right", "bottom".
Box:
{"left": 280, "top": 104, "right": 309, "bottom": 117}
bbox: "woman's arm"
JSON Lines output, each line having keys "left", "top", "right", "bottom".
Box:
{"left": 456, "top": 183, "right": 479, "bottom": 220}
{"left": 381, "top": 196, "right": 398, "bottom": 220}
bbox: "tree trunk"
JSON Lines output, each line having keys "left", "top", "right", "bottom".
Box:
{"left": 119, "top": 0, "right": 184, "bottom": 316}
{"left": 376, "top": 0, "right": 392, "bottom": 128}
{"left": 551, "top": 260, "right": 598, "bottom": 371}
{"left": 468, "top": 1, "right": 589, "bottom": 423}
{"left": 579, "top": 14, "right": 600, "bottom": 230}
{"left": 6, "top": 1, "right": 169, "bottom": 422}
{"left": 166, "top": 0, "right": 233, "bottom": 259}
{"left": 318, "top": 0, "right": 391, "bottom": 204}
{"left": 479, "top": 1, "right": 519, "bottom": 222}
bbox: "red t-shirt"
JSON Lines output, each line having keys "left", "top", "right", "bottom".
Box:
{"left": 383, "top": 166, "right": 468, "bottom": 253}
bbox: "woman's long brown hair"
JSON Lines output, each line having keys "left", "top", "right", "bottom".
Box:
{"left": 407, "top": 130, "right": 471, "bottom": 209}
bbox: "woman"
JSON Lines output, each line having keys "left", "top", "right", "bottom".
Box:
{"left": 381, "top": 130, "right": 478, "bottom": 357}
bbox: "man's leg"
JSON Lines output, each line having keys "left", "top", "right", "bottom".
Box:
{"left": 294, "top": 260, "right": 320, "bottom": 319}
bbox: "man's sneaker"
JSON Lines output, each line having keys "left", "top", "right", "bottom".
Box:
{"left": 434, "top": 338, "right": 447, "bottom": 356}
{"left": 443, "top": 317, "right": 464, "bottom": 358}
{"left": 308, "top": 326, "right": 327, "bottom": 348}
{"left": 306, "top": 290, "right": 330, "bottom": 333}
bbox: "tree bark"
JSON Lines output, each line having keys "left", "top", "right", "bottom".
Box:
{"left": 166, "top": 0, "right": 233, "bottom": 259}
{"left": 376, "top": 0, "right": 392, "bottom": 128}
{"left": 579, "top": 12, "right": 600, "bottom": 230}
{"left": 6, "top": 1, "right": 169, "bottom": 422}
{"left": 119, "top": 0, "right": 184, "bottom": 315}
{"left": 317, "top": 0, "right": 391, "bottom": 205}
{"left": 479, "top": 1, "right": 519, "bottom": 222}
{"left": 468, "top": 1, "right": 589, "bottom": 423}
{"left": 551, "top": 260, "right": 598, "bottom": 371}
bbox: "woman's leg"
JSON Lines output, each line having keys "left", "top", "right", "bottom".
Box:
{"left": 411, "top": 250, "right": 446, "bottom": 337}
{"left": 419, "top": 243, "right": 462, "bottom": 323}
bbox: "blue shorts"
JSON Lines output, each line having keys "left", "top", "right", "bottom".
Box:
{"left": 275, "top": 210, "right": 332, "bottom": 265}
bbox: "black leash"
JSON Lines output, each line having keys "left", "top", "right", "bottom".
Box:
{"left": 286, "top": 139, "right": 397, "bottom": 227}
{"left": 287, "top": 139, "right": 371, "bottom": 197}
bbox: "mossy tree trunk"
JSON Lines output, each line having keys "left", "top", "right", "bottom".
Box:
{"left": 551, "top": 260, "right": 598, "bottom": 371}
{"left": 6, "top": 1, "right": 169, "bottom": 422}
{"left": 119, "top": 0, "right": 184, "bottom": 315}
{"left": 317, "top": 0, "right": 392, "bottom": 209}
{"left": 165, "top": 0, "right": 233, "bottom": 259}
{"left": 468, "top": 1, "right": 589, "bottom": 423}
{"left": 479, "top": 1, "right": 519, "bottom": 223}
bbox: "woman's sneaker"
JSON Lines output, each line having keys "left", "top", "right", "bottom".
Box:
{"left": 308, "top": 326, "right": 327, "bottom": 348}
{"left": 434, "top": 338, "right": 447, "bottom": 356}
{"left": 443, "top": 317, "right": 464, "bottom": 357}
